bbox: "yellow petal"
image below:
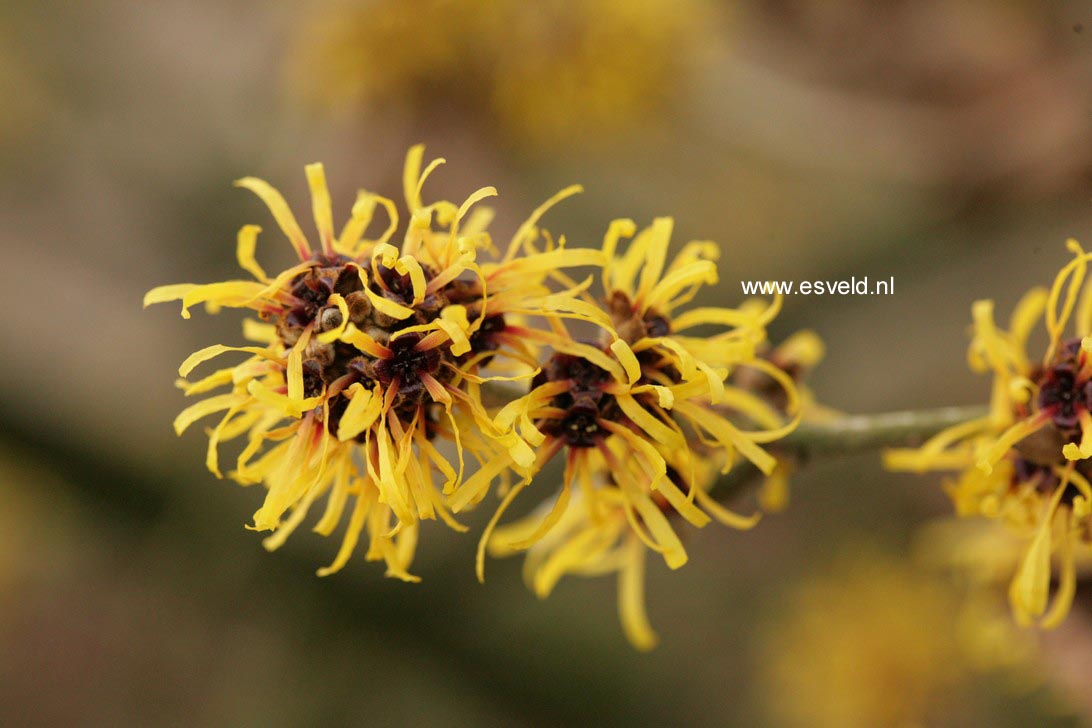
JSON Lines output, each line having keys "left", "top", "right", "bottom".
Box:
{"left": 448, "top": 455, "right": 513, "bottom": 512}
{"left": 432, "top": 316, "right": 472, "bottom": 357}
{"left": 313, "top": 459, "right": 353, "bottom": 536}
{"left": 615, "top": 394, "right": 684, "bottom": 449}
{"left": 758, "top": 463, "right": 790, "bottom": 513}
{"left": 285, "top": 326, "right": 313, "bottom": 404}
{"left": 205, "top": 401, "right": 251, "bottom": 477}
{"left": 263, "top": 475, "right": 325, "bottom": 552}
{"left": 246, "top": 379, "right": 321, "bottom": 418}
{"left": 503, "top": 184, "right": 583, "bottom": 262}
{"left": 235, "top": 224, "right": 269, "bottom": 282}
{"left": 337, "top": 384, "right": 381, "bottom": 441}
{"left": 143, "top": 283, "right": 196, "bottom": 308}
{"left": 635, "top": 217, "right": 674, "bottom": 302}
{"left": 317, "top": 490, "right": 371, "bottom": 577}
{"left": 1040, "top": 520, "right": 1077, "bottom": 629}
{"left": 1044, "top": 240, "right": 1090, "bottom": 362}
{"left": 977, "top": 415, "right": 1049, "bottom": 474}
{"left": 618, "top": 539, "right": 658, "bottom": 651}
{"left": 177, "top": 367, "right": 235, "bottom": 396}
{"left": 693, "top": 487, "right": 762, "bottom": 530}
{"left": 674, "top": 401, "right": 777, "bottom": 475}
{"left": 504, "top": 481, "right": 573, "bottom": 552}
{"left": 403, "top": 145, "right": 445, "bottom": 213}
{"left": 610, "top": 339, "right": 641, "bottom": 385}
{"left": 600, "top": 218, "right": 637, "bottom": 274}
{"left": 1009, "top": 518, "right": 1053, "bottom": 623}
{"left": 242, "top": 318, "right": 277, "bottom": 343}
{"left": 629, "top": 493, "right": 687, "bottom": 569}
{"left": 180, "top": 281, "right": 267, "bottom": 319}
{"left": 341, "top": 324, "right": 393, "bottom": 359}
{"left": 632, "top": 384, "right": 674, "bottom": 408}
{"left": 178, "top": 344, "right": 275, "bottom": 377}
{"left": 305, "top": 163, "right": 335, "bottom": 254}
{"left": 604, "top": 421, "right": 709, "bottom": 527}
{"left": 644, "top": 261, "right": 718, "bottom": 311}
{"left": 337, "top": 191, "right": 378, "bottom": 254}
{"left": 496, "top": 247, "right": 604, "bottom": 278}
{"left": 476, "top": 479, "right": 530, "bottom": 583}
{"left": 173, "top": 393, "right": 246, "bottom": 435}
{"left": 451, "top": 186, "right": 498, "bottom": 241}
{"left": 364, "top": 285, "right": 415, "bottom": 320}
{"left": 550, "top": 339, "right": 625, "bottom": 383}
{"left": 1062, "top": 409, "right": 1092, "bottom": 460}
{"left": 234, "top": 175, "right": 312, "bottom": 259}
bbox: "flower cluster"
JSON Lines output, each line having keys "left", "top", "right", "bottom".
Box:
{"left": 146, "top": 147, "right": 597, "bottom": 580}
{"left": 460, "top": 217, "right": 804, "bottom": 648}
{"left": 886, "top": 241, "right": 1092, "bottom": 628}
{"left": 146, "top": 147, "right": 800, "bottom": 648}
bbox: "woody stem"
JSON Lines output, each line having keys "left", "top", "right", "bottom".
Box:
{"left": 710, "top": 404, "right": 989, "bottom": 501}
{"left": 776, "top": 404, "right": 990, "bottom": 455}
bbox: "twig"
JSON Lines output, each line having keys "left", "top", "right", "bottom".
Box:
{"left": 778, "top": 405, "right": 989, "bottom": 455}
{"left": 711, "top": 405, "right": 989, "bottom": 501}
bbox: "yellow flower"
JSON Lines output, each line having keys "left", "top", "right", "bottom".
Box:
{"left": 289, "top": 0, "right": 718, "bottom": 147}
{"left": 886, "top": 240, "right": 1092, "bottom": 628}
{"left": 458, "top": 216, "right": 802, "bottom": 648}
{"left": 145, "top": 145, "right": 600, "bottom": 577}
{"left": 759, "top": 551, "right": 1037, "bottom": 728}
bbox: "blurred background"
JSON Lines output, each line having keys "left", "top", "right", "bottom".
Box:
{"left": 2, "top": 0, "right": 1092, "bottom": 725}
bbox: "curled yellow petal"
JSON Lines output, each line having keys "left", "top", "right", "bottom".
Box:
{"left": 610, "top": 339, "right": 641, "bottom": 385}
{"left": 1062, "top": 410, "right": 1092, "bottom": 461}
{"left": 504, "top": 184, "right": 583, "bottom": 261}
{"left": 178, "top": 344, "right": 275, "bottom": 378}
{"left": 144, "top": 283, "right": 196, "bottom": 308}
{"left": 235, "top": 224, "right": 269, "bottom": 282}
{"left": 234, "top": 175, "right": 312, "bottom": 260}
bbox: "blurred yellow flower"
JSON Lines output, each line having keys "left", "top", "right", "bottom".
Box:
{"left": 0, "top": 449, "right": 68, "bottom": 600}
{"left": 759, "top": 551, "right": 1038, "bottom": 728}
{"left": 0, "top": 37, "right": 55, "bottom": 155}
{"left": 886, "top": 241, "right": 1092, "bottom": 628}
{"left": 145, "top": 145, "right": 601, "bottom": 578}
{"left": 290, "top": 0, "right": 719, "bottom": 147}
{"left": 462, "top": 215, "right": 802, "bottom": 648}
